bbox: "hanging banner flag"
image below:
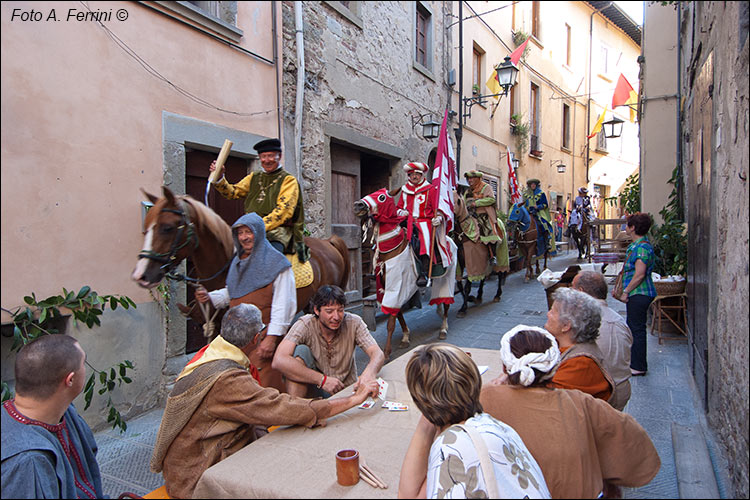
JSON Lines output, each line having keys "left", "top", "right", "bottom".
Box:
{"left": 587, "top": 107, "right": 606, "bottom": 139}
{"left": 612, "top": 73, "right": 638, "bottom": 122}
{"left": 508, "top": 37, "right": 530, "bottom": 65}
{"left": 429, "top": 109, "right": 457, "bottom": 266}
{"left": 506, "top": 146, "right": 522, "bottom": 205}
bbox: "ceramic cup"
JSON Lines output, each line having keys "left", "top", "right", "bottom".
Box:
{"left": 336, "top": 449, "right": 360, "bottom": 486}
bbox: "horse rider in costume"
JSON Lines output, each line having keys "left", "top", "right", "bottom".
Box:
{"left": 463, "top": 170, "right": 503, "bottom": 265}
{"left": 396, "top": 162, "right": 444, "bottom": 287}
{"left": 523, "top": 178, "right": 557, "bottom": 256}
{"left": 575, "top": 187, "right": 595, "bottom": 223}
{"left": 209, "top": 138, "right": 309, "bottom": 262}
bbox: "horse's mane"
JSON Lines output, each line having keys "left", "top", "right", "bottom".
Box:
{"left": 180, "top": 195, "right": 234, "bottom": 260}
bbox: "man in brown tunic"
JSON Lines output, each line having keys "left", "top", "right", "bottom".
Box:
{"left": 273, "top": 285, "right": 385, "bottom": 397}
{"left": 150, "top": 303, "right": 378, "bottom": 498}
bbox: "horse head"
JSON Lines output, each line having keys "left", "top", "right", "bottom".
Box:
{"left": 131, "top": 186, "right": 232, "bottom": 289}
{"left": 354, "top": 187, "right": 401, "bottom": 221}
{"left": 508, "top": 203, "right": 530, "bottom": 226}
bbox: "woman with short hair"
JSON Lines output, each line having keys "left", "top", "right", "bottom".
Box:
{"left": 614, "top": 212, "right": 657, "bottom": 376}
{"left": 480, "top": 326, "right": 660, "bottom": 498}
{"left": 398, "top": 343, "right": 550, "bottom": 499}
{"left": 546, "top": 287, "right": 617, "bottom": 405}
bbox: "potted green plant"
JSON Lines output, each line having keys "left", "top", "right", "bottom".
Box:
{"left": 510, "top": 114, "right": 529, "bottom": 153}
{"left": 472, "top": 84, "right": 480, "bottom": 95}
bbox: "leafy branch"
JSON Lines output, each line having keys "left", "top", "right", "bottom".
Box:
{"left": 2, "top": 286, "right": 137, "bottom": 432}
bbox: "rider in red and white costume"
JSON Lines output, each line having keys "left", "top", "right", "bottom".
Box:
{"left": 397, "top": 162, "right": 443, "bottom": 286}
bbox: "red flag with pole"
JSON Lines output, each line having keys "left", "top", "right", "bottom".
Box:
{"left": 428, "top": 109, "right": 457, "bottom": 266}
{"left": 507, "top": 146, "right": 522, "bottom": 205}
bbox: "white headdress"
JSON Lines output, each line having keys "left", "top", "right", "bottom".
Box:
{"left": 499, "top": 325, "right": 560, "bottom": 387}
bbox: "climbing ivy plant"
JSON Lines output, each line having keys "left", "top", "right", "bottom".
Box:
{"left": 1, "top": 286, "right": 136, "bottom": 432}
{"left": 650, "top": 166, "right": 687, "bottom": 276}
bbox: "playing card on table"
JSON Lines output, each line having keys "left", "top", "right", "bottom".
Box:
{"left": 376, "top": 378, "right": 388, "bottom": 400}
{"left": 388, "top": 404, "right": 409, "bottom": 411}
{"left": 358, "top": 399, "right": 375, "bottom": 409}
{"left": 477, "top": 365, "right": 489, "bottom": 375}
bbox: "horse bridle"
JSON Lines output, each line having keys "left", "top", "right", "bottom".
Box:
{"left": 138, "top": 200, "right": 199, "bottom": 276}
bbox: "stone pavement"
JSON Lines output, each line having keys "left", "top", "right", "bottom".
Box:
{"left": 95, "top": 251, "right": 733, "bottom": 498}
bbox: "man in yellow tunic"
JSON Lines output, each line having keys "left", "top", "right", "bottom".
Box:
{"left": 209, "top": 138, "right": 308, "bottom": 261}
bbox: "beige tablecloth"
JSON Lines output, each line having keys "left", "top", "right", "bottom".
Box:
{"left": 192, "top": 347, "right": 503, "bottom": 499}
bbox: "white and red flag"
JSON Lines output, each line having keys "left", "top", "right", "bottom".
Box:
{"left": 428, "top": 109, "right": 457, "bottom": 266}
{"left": 507, "top": 146, "right": 523, "bottom": 205}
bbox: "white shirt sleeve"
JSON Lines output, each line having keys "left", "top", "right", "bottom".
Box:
{"left": 267, "top": 267, "right": 297, "bottom": 336}
{"left": 207, "top": 288, "right": 230, "bottom": 309}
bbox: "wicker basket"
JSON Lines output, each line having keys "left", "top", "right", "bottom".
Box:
{"left": 654, "top": 280, "right": 686, "bottom": 296}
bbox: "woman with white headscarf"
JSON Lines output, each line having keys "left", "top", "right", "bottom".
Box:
{"left": 480, "top": 326, "right": 660, "bottom": 499}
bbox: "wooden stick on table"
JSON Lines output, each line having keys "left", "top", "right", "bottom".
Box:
{"left": 359, "top": 472, "right": 379, "bottom": 488}
{"left": 361, "top": 463, "right": 388, "bottom": 489}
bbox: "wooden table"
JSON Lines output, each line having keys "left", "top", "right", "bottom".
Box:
{"left": 192, "top": 347, "right": 503, "bottom": 499}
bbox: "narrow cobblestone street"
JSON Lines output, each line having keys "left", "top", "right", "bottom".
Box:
{"left": 96, "top": 250, "right": 732, "bottom": 498}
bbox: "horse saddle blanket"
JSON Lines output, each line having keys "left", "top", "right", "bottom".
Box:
{"left": 285, "top": 253, "right": 314, "bottom": 288}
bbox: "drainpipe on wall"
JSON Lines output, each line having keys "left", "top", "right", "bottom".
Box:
{"left": 272, "top": 2, "right": 283, "bottom": 145}
{"left": 294, "top": 2, "right": 305, "bottom": 175}
{"left": 456, "top": 1, "right": 463, "bottom": 176}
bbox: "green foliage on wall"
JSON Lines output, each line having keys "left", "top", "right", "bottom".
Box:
{"left": 1, "top": 286, "right": 136, "bottom": 432}
{"left": 650, "top": 166, "right": 687, "bottom": 276}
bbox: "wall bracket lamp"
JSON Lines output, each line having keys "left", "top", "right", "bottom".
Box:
{"left": 500, "top": 151, "right": 520, "bottom": 170}
{"left": 462, "top": 56, "right": 519, "bottom": 125}
{"left": 550, "top": 159, "right": 566, "bottom": 173}
{"left": 411, "top": 113, "right": 441, "bottom": 140}
{"left": 603, "top": 115, "right": 624, "bottom": 138}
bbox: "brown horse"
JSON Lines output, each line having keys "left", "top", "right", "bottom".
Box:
{"left": 508, "top": 202, "right": 549, "bottom": 282}
{"left": 453, "top": 193, "right": 509, "bottom": 318}
{"left": 354, "top": 187, "right": 456, "bottom": 359}
{"left": 131, "top": 187, "right": 350, "bottom": 390}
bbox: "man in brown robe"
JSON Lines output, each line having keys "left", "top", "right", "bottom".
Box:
{"left": 150, "top": 303, "right": 378, "bottom": 498}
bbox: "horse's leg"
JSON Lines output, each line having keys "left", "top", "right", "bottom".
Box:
{"left": 494, "top": 271, "right": 505, "bottom": 302}
{"left": 438, "top": 303, "right": 449, "bottom": 340}
{"left": 457, "top": 278, "right": 470, "bottom": 318}
{"left": 475, "top": 278, "right": 485, "bottom": 304}
{"left": 384, "top": 315, "right": 396, "bottom": 360}
{"left": 524, "top": 248, "right": 532, "bottom": 283}
{"left": 397, "top": 312, "right": 411, "bottom": 349}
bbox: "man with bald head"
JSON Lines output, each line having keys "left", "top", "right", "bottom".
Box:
{"left": 572, "top": 270, "right": 633, "bottom": 410}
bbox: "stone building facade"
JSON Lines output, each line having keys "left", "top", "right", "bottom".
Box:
{"left": 280, "top": 1, "right": 453, "bottom": 304}
{"left": 678, "top": 2, "right": 749, "bottom": 496}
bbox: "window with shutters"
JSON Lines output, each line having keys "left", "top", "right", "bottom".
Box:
{"left": 562, "top": 103, "right": 571, "bottom": 151}
{"left": 414, "top": 2, "right": 434, "bottom": 76}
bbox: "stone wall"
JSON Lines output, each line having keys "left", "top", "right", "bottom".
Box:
{"left": 680, "top": 2, "right": 749, "bottom": 497}
{"left": 280, "top": 1, "right": 452, "bottom": 236}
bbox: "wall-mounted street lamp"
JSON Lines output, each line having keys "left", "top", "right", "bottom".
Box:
{"left": 602, "top": 115, "right": 624, "bottom": 138}
{"left": 411, "top": 113, "right": 441, "bottom": 140}
{"left": 462, "top": 56, "right": 519, "bottom": 125}
{"left": 550, "top": 159, "right": 566, "bottom": 173}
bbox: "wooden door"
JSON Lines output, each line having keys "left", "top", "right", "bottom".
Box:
{"left": 687, "top": 53, "right": 712, "bottom": 406}
{"left": 184, "top": 149, "right": 250, "bottom": 353}
{"left": 331, "top": 143, "right": 362, "bottom": 305}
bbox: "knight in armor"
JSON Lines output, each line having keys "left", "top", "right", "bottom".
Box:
{"left": 209, "top": 138, "right": 308, "bottom": 262}
{"left": 463, "top": 170, "right": 502, "bottom": 265}
{"left": 522, "top": 178, "right": 557, "bottom": 255}
{"left": 396, "top": 162, "right": 443, "bottom": 287}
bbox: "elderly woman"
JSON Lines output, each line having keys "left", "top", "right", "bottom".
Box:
{"left": 545, "top": 287, "right": 616, "bottom": 405}
{"left": 615, "top": 212, "right": 657, "bottom": 376}
{"left": 480, "top": 326, "right": 660, "bottom": 498}
{"left": 398, "top": 343, "right": 550, "bottom": 499}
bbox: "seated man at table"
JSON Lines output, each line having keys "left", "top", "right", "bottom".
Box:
{"left": 273, "top": 285, "right": 385, "bottom": 397}
{"left": 572, "top": 270, "right": 633, "bottom": 410}
{"left": 150, "top": 303, "right": 378, "bottom": 499}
